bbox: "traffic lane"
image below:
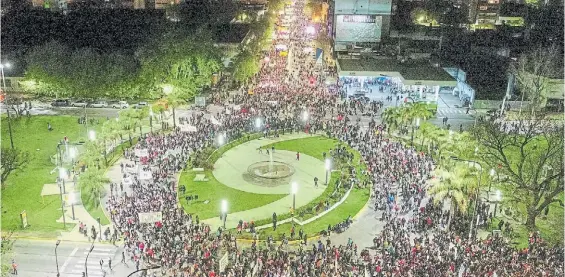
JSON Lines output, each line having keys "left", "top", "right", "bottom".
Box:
{"left": 11, "top": 240, "right": 101, "bottom": 277}
{"left": 0, "top": 106, "right": 121, "bottom": 117}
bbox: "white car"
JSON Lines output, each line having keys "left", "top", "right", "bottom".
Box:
{"left": 70, "top": 100, "right": 88, "bottom": 107}
{"left": 134, "top": 102, "right": 148, "bottom": 109}
{"left": 89, "top": 101, "right": 108, "bottom": 108}
{"left": 111, "top": 101, "right": 129, "bottom": 109}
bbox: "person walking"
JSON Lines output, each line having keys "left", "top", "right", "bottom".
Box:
{"left": 296, "top": 152, "right": 300, "bottom": 161}
{"left": 121, "top": 251, "right": 127, "bottom": 265}
{"left": 314, "top": 177, "right": 319, "bottom": 187}
{"left": 11, "top": 259, "right": 17, "bottom": 275}
{"left": 108, "top": 258, "right": 112, "bottom": 271}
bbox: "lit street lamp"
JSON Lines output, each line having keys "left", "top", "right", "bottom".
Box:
{"left": 69, "top": 192, "right": 76, "bottom": 220}
{"left": 55, "top": 240, "right": 61, "bottom": 277}
{"left": 325, "top": 159, "right": 331, "bottom": 185}
{"left": 255, "top": 118, "right": 262, "bottom": 129}
{"left": 302, "top": 111, "right": 308, "bottom": 122}
{"left": 291, "top": 182, "right": 298, "bottom": 213}
{"left": 1, "top": 61, "right": 14, "bottom": 149}
{"left": 218, "top": 132, "right": 226, "bottom": 146}
{"left": 88, "top": 130, "right": 96, "bottom": 141}
{"left": 221, "top": 199, "right": 228, "bottom": 229}
{"left": 58, "top": 168, "right": 67, "bottom": 228}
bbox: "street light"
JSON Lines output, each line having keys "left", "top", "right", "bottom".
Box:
{"left": 69, "top": 147, "right": 77, "bottom": 165}
{"left": 162, "top": 84, "right": 173, "bottom": 95}
{"left": 255, "top": 118, "right": 262, "bottom": 129}
{"left": 85, "top": 244, "right": 94, "bottom": 277}
{"left": 221, "top": 199, "right": 228, "bottom": 229}
{"left": 493, "top": 190, "right": 502, "bottom": 217}
{"left": 218, "top": 133, "right": 225, "bottom": 146}
{"left": 149, "top": 110, "right": 154, "bottom": 134}
{"left": 97, "top": 217, "right": 101, "bottom": 241}
{"left": 1, "top": 61, "right": 15, "bottom": 149}
{"left": 302, "top": 111, "right": 308, "bottom": 122}
{"left": 325, "top": 159, "right": 331, "bottom": 185}
{"left": 55, "top": 240, "right": 61, "bottom": 277}
{"left": 291, "top": 182, "right": 298, "bottom": 213}
{"left": 88, "top": 130, "right": 96, "bottom": 141}
{"left": 306, "top": 26, "right": 315, "bottom": 34}
{"left": 69, "top": 192, "right": 76, "bottom": 220}
{"left": 488, "top": 168, "right": 496, "bottom": 193}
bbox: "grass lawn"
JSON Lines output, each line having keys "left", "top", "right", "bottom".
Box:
{"left": 178, "top": 171, "right": 286, "bottom": 220}
{"left": 236, "top": 136, "right": 370, "bottom": 239}
{"left": 1, "top": 116, "right": 98, "bottom": 235}
{"left": 178, "top": 133, "right": 285, "bottom": 220}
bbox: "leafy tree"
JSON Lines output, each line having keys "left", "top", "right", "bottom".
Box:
{"left": 0, "top": 148, "right": 30, "bottom": 187}
{"left": 166, "top": 93, "right": 186, "bottom": 128}
{"left": 78, "top": 169, "right": 109, "bottom": 209}
{"left": 471, "top": 117, "right": 564, "bottom": 230}
{"left": 511, "top": 45, "right": 560, "bottom": 116}
{"left": 428, "top": 164, "right": 476, "bottom": 229}
{"left": 232, "top": 50, "right": 260, "bottom": 85}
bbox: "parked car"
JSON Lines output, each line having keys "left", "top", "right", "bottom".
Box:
{"left": 134, "top": 102, "right": 148, "bottom": 109}
{"left": 89, "top": 101, "right": 108, "bottom": 108}
{"left": 70, "top": 99, "right": 88, "bottom": 107}
{"left": 51, "top": 99, "right": 70, "bottom": 107}
{"left": 111, "top": 101, "right": 129, "bottom": 109}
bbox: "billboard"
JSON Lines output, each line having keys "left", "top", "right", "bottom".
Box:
{"left": 335, "top": 15, "right": 382, "bottom": 42}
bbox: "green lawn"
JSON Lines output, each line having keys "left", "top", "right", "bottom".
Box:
{"left": 0, "top": 116, "right": 96, "bottom": 235}
{"left": 178, "top": 171, "right": 286, "bottom": 219}
{"left": 236, "top": 136, "right": 370, "bottom": 240}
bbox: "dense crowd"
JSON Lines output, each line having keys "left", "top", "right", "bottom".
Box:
{"left": 98, "top": 0, "right": 564, "bottom": 276}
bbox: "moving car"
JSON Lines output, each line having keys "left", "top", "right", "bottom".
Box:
{"left": 70, "top": 99, "right": 88, "bottom": 107}
{"left": 134, "top": 102, "right": 148, "bottom": 109}
{"left": 111, "top": 101, "right": 129, "bottom": 109}
{"left": 51, "top": 99, "right": 70, "bottom": 107}
{"left": 89, "top": 101, "right": 108, "bottom": 108}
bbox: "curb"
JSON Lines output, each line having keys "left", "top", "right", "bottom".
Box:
{"left": 11, "top": 235, "right": 122, "bottom": 245}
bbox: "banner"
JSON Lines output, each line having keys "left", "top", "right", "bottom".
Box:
{"left": 210, "top": 116, "right": 221, "bottom": 125}
{"left": 195, "top": 96, "right": 206, "bottom": 107}
{"left": 123, "top": 177, "right": 133, "bottom": 186}
{"left": 139, "top": 170, "right": 153, "bottom": 180}
{"left": 138, "top": 212, "right": 163, "bottom": 224}
{"left": 135, "top": 149, "right": 148, "bottom": 157}
{"left": 219, "top": 252, "right": 229, "bottom": 272}
{"left": 180, "top": 125, "right": 197, "bottom": 132}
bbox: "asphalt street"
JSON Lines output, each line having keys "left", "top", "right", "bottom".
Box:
{"left": 10, "top": 240, "right": 132, "bottom": 277}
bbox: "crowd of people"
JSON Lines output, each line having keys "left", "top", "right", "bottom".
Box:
{"left": 98, "top": 0, "right": 564, "bottom": 276}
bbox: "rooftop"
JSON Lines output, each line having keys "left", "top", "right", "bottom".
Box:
{"left": 337, "top": 58, "right": 455, "bottom": 81}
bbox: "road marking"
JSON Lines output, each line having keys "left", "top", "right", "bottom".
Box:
{"left": 71, "top": 269, "right": 104, "bottom": 276}
{"left": 60, "top": 247, "right": 78, "bottom": 273}
{"left": 86, "top": 247, "right": 114, "bottom": 252}
{"left": 84, "top": 251, "right": 114, "bottom": 256}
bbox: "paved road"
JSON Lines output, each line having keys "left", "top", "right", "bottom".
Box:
{"left": 11, "top": 240, "right": 133, "bottom": 277}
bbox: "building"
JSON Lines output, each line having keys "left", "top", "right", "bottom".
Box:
{"left": 331, "top": 0, "right": 393, "bottom": 53}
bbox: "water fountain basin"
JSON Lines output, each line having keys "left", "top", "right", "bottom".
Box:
{"left": 247, "top": 161, "right": 295, "bottom": 179}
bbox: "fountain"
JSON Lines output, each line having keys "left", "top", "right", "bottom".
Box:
{"left": 247, "top": 161, "right": 295, "bottom": 180}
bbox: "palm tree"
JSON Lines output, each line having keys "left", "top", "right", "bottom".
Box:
{"left": 166, "top": 93, "right": 186, "bottom": 128}
{"left": 382, "top": 107, "right": 402, "bottom": 133}
{"left": 428, "top": 164, "right": 476, "bottom": 229}
{"left": 408, "top": 102, "right": 433, "bottom": 121}
{"left": 78, "top": 168, "right": 110, "bottom": 209}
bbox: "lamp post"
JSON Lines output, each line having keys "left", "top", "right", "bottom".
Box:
{"left": 450, "top": 156, "right": 482, "bottom": 240}
{"left": 255, "top": 118, "right": 262, "bottom": 130}
{"left": 149, "top": 109, "right": 154, "bottom": 134}
{"left": 325, "top": 159, "right": 331, "bottom": 185}
{"left": 55, "top": 240, "right": 61, "bottom": 277}
{"left": 493, "top": 190, "right": 502, "bottom": 217}
{"left": 291, "top": 182, "right": 298, "bottom": 213}
{"left": 218, "top": 133, "right": 225, "bottom": 146}
{"left": 1, "top": 62, "right": 14, "bottom": 149}
{"left": 58, "top": 168, "right": 67, "bottom": 228}
{"left": 85, "top": 244, "right": 94, "bottom": 277}
{"left": 221, "top": 200, "right": 228, "bottom": 229}
{"left": 69, "top": 191, "right": 76, "bottom": 220}
{"left": 97, "top": 217, "right": 101, "bottom": 241}
{"left": 488, "top": 168, "right": 495, "bottom": 194}
{"left": 88, "top": 130, "right": 96, "bottom": 141}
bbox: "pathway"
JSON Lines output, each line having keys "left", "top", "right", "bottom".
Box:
{"left": 204, "top": 133, "right": 329, "bottom": 229}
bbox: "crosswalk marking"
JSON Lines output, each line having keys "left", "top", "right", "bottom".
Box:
{"left": 86, "top": 247, "right": 115, "bottom": 252}
{"left": 71, "top": 269, "right": 104, "bottom": 276}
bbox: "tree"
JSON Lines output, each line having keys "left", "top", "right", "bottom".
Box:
{"left": 407, "top": 102, "right": 433, "bottom": 121}
{"left": 382, "top": 107, "right": 402, "bottom": 133}
{"left": 0, "top": 148, "right": 30, "bottom": 187}
{"left": 471, "top": 117, "right": 564, "bottom": 230}
{"left": 511, "top": 45, "right": 559, "bottom": 116}
{"left": 428, "top": 164, "right": 476, "bottom": 229}
{"left": 165, "top": 93, "right": 186, "bottom": 128}
{"left": 78, "top": 169, "right": 109, "bottom": 209}
{"left": 232, "top": 50, "right": 260, "bottom": 85}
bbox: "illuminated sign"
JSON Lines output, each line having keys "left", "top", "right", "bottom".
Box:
{"left": 342, "top": 15, "right": 377, "bottom": 23}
